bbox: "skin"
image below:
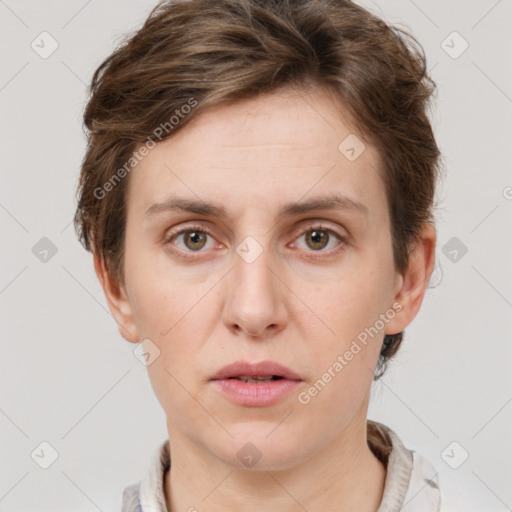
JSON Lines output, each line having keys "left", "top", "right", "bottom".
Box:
{"left": 95, "top": 84, "right": 436, "bottom": 511}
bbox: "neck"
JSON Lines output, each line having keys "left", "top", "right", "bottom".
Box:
{"left": 164, "top": 414, "right": 387, "bottom": 512}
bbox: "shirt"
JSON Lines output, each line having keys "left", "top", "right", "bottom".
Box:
{"left": 120, "top": 420, "right": 453, "bottom": 511}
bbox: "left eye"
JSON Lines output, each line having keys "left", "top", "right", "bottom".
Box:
{"left": 293, "top": 227, "right": 343, "bottom": 252}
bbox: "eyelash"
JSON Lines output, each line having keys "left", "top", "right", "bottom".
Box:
{"left": 163, "top": 222, "right": 348, "bottom": 261}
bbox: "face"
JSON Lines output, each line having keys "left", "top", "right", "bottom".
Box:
{"left": 98, "top": 85, "right": 434, "bottom": 471}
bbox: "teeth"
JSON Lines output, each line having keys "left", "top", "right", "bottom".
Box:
{"left": 235, "top": 375, "right": 279, "bottom": 383}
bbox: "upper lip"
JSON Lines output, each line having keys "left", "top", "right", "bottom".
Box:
{"left": 210, "top": 360, "right": 303, "bottom": 381}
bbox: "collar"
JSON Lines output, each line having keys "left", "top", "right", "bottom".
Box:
{"left": 122, "top": 420, "right": 441, "bottom": 512}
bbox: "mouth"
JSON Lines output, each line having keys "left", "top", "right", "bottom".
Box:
{"left": 209, "top": 360, "right": 303, "bottom": 407}
{"left": 226, "top": 375, "right": 286, "bottom": 383}
{"left": 209, "top": 360, "right": 303, "bottom": 382}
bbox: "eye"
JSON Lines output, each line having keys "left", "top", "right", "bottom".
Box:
{"left": 164, "top": 225, "right": 217, "bottom": 254}
{"left": 292, "top": 224, "right": 345, "bottom": 255}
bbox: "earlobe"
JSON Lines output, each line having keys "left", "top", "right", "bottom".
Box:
{"left": 93, "top": 253, "right": 140, "bottom": 343}
{"left": 384, "top": 223, "right": 437, "bottom": 336}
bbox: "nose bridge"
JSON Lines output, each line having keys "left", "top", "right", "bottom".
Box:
{"left": 235, "top": 235, "right": 274, "bottom": 292}
{"left": 222, "top": 233, "right": 287, "bottom": 337}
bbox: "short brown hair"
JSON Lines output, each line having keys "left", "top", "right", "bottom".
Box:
{"left": 74, "top": 0, "right": 441, "bottom": 380}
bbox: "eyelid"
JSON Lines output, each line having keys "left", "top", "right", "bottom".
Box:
{"left": 291, "top": 219, "right": 347, "bottom": 241}
{"left": 288, "top": 221, "right": 348, "bottom": 256}
{"left": 163, "top": 223, "right": 217, "bottom": 247}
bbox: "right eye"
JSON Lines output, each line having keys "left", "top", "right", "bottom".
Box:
{"left": 163, "top": 224, "right": 218, "bottom": 256}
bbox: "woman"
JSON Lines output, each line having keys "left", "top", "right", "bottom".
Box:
{"left": 73, "top": 0, "right": 462, "bottom": 510}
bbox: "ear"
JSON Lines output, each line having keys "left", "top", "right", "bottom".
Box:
{"left": 93, "top": 253, "right": 140, "bottom": 343}
{"left": 385, "top": 223, "right": 437, "bottom": 335}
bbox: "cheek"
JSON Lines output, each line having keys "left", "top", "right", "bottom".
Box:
{"left": 300, "top": 267, "right": 390, "bottom": 336}
{"left": 139, "top": 290, "right": 214, "bottom": 425}
{"left": 147, "top": 357, "right": 209, "bottom": 441}
{"left": 125, "top": 229, "right": 223, "bottom": 324}
{"left": 124, "top": 242, "right": 198, "bottom": 334}
{"left": 297, "top": 283, "right": 383, "bottom": 419}
{"left": 293, "top": 267, "right": 392, "bottom": 395}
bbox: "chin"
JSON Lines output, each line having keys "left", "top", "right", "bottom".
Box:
{"left": 212, "top": 429, "right": 312, "bottom": 472}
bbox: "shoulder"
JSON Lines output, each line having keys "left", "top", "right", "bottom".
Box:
{"left": 400, "top": 449, "right": 442, "bottom": 511}
{"left": 120, "top": 439, "right": 170, "bottom": 512}
{"left": 406, "top": 449, "right": 493, "bottom": 512}
{"left": 121, "top": 482, "right": 142, "bottom": 512}
{"left": 436, "top": 468, "right": 496, "bottom": 512}
{"left": 369, "top": 421, "right": 485, "bottom": 512}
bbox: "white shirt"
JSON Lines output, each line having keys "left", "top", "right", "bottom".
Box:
{"left": 121, "top": 420, "right": 472, "bottom": 511}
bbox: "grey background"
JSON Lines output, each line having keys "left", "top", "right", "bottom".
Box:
{"left": 1, "top": 0, "right": 511, "bottom": 510}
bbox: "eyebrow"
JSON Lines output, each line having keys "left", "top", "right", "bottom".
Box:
{"left": 144, "top": 193, "right": 369, "bottom": 222}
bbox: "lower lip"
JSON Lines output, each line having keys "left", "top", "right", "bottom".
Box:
{"left": 210, "top": 378, "right": 302, "bottom": 407}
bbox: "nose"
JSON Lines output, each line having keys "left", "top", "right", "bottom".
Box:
{"left": 221, "top": 243, "right": 288, "bottom": 339}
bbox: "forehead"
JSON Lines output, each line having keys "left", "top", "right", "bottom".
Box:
{"left": 127, "top": 85, "right": 385, "bottom": 222}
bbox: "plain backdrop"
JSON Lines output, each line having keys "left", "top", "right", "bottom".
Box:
{"left": 1, "top": 0, "right": 511, "bottom": 510}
